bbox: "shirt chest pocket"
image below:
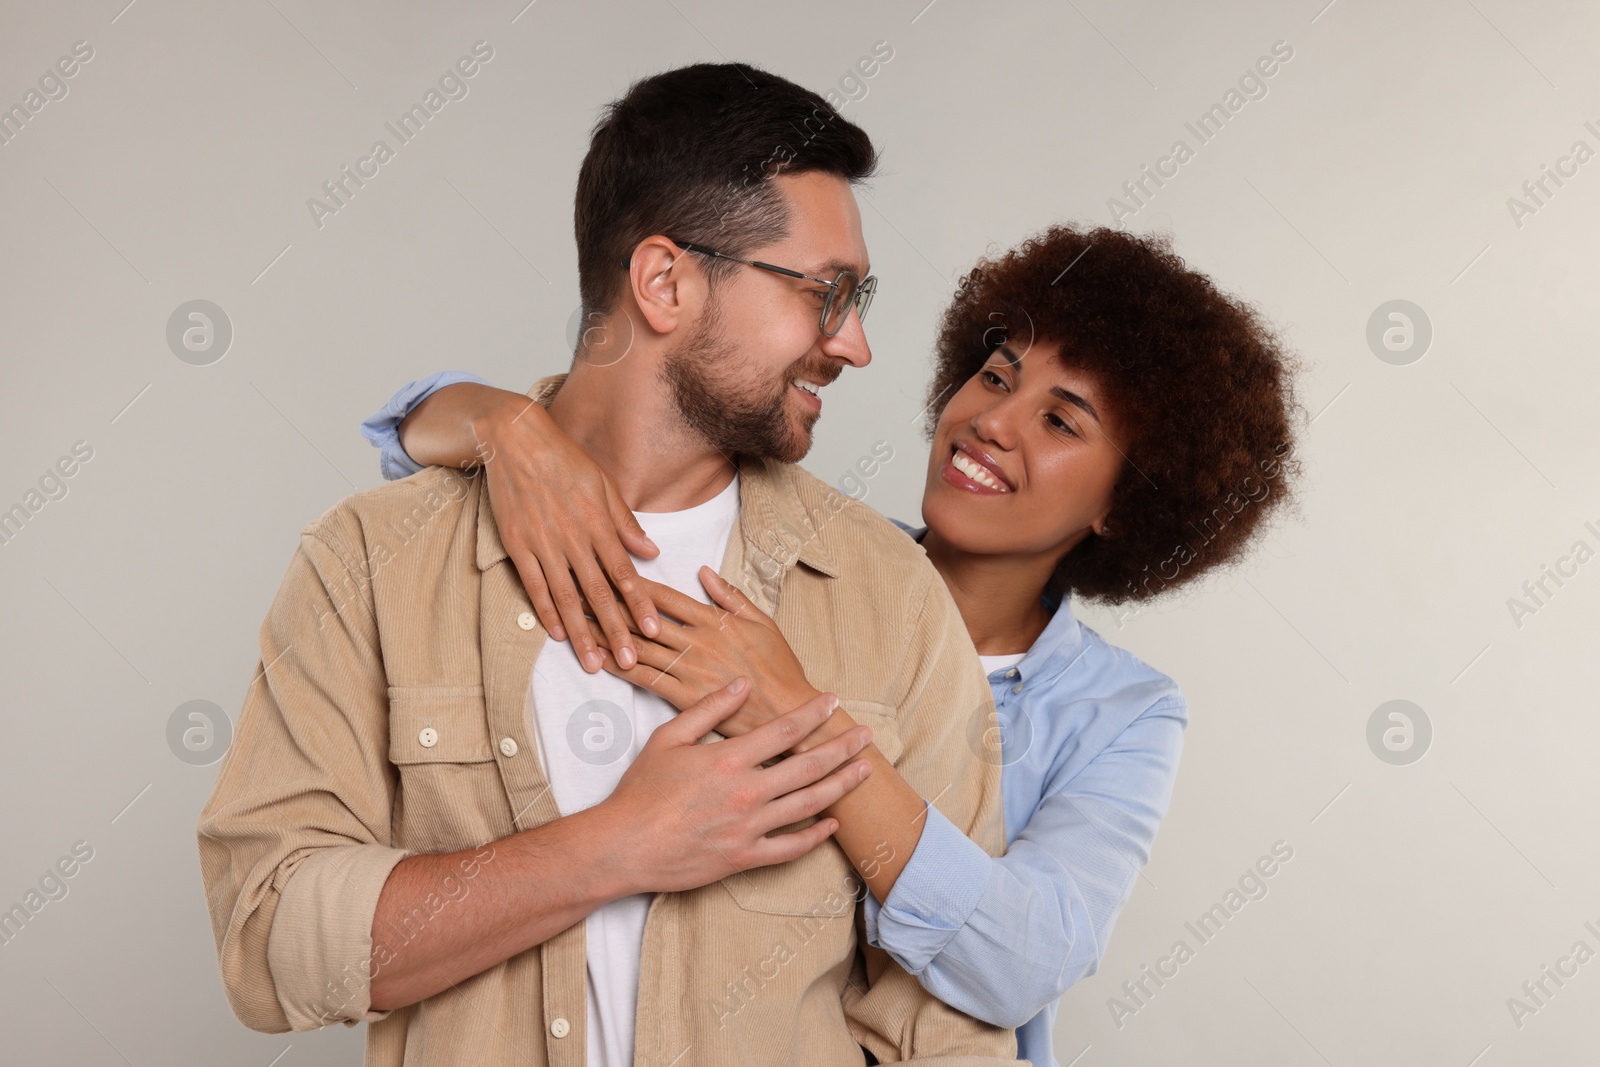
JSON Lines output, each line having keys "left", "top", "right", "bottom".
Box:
{"left": 388, "top": 685, "right": 511, "bottom": 853}
{"left": 719, "top": 698, "right": 903, "bottom": 918}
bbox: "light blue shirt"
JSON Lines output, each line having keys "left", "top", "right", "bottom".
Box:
{"left": 361, "top": 373, "right": 1190, "bottom": 1067}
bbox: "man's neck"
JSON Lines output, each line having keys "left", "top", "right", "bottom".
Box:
{"left": 546, "top": 358, "right": 738, "bottom": 514}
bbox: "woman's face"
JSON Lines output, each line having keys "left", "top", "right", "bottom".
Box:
{"left": 922, "top": 339, "right": 1126, "bottom": 564}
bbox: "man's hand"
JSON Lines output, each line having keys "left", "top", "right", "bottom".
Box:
{"left": 592, "top": 677, "right": 874, "bottom": 895}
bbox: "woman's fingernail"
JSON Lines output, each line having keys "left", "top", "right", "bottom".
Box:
{"left": 618, "top": 646, "right": 635, "bottom": 668}
{"left": 727, "top": 676, "right": 748, "bottom": 694}
{"left": 643, "top": 616, "right": 660, "bottom": 637}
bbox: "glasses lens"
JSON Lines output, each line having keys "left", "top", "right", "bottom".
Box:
{"left": 855, "top": 276, "right": 876, "bottom": 324}
{"left": 823, "top": 272, "right": 860, "bottom": 336}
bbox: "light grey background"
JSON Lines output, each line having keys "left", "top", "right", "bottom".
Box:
{"left": 2, "top": 1, "right": 1596, "bottom": 1064}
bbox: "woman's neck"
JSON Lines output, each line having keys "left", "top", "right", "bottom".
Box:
{"left": 920, "top": 528, "right": 1062, "bottom": 656}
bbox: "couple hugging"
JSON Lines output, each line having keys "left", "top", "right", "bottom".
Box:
{"left": 199, "top": 58, "right": 1300, "bottom": 1067}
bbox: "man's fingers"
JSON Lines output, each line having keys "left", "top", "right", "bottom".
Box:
{"left": 730, "top": 692, "right": 839, "bottom": 765}
{"left": 747, "top": 814, "right": 842, "bottom": 868}
{"left": 652, "top": 676, "right": 750, "bottom": 744}
{"left": 759, "top": 759, "right": 871, "bottom": 838}
{"left": 760, "top": 724, "right": 872, "bottom": 800}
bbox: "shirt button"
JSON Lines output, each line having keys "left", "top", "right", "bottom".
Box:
{"left": 1011, "top": 684, "right": 1023, "bottom": 694}
{"left": 517, "top": 611, "right": 537, "bottom": 631}
{"left": 499, "top": 736, "right": 518, "bottom": 757}
{"left": 550, "top": 1017, "right": 570, "bottom": 1038}
{"left": 1006, "top": 668, "right": 1019, "bottom": 678}
{"left": 418, "top": 727, "right": 438, "bottom": 748}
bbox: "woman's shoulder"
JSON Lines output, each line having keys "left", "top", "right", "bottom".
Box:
{"left": 1068, "top": 616, "right": 1188, "bottom": 723}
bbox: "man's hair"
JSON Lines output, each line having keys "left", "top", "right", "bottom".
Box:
{"left": 925, "top": 223, "right": 1307, "bottom": 606}
{"left": 574, "top": 62, "right": 878, "bottom": 322}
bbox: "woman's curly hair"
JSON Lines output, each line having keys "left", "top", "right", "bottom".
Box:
{"left": 925, "top": 223, "right": 1306, "bottom": 606}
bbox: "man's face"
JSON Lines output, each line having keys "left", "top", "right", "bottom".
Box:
{"left": 660, "top": 170, "right": 872, "bottom": 463}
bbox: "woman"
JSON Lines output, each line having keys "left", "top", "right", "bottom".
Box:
{"left": 360, "top": 223, "right": 1302, "bottom": 1066}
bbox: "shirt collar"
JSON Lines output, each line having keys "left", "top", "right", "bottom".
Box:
{"left": 476, "top": 372, "right": 839, "bottom": 580}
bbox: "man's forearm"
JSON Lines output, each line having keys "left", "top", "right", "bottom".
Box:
{"left": 368, "top": 803, "right": 633, "bottom": 1011}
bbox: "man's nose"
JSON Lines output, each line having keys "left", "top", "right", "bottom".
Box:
{"left": 820, "top": 305, "right": 871, "bottom": 367}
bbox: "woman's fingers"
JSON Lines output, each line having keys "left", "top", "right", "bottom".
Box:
{"left": 505, "top": 548, "right": 566, "bottom": 642}
{"left": 700, "top": 566, "right": 778, "bottom": 630}
{"left": 593, "top": 631, "right": 680, "bottom": 676}
{"left": 568, "top": 553, "right": 638, "bottom": 670}
{"left": 595, "top": 646, "right": 697, "bottom": 711}
{"left": 602, "top": 479, "right": 662, "bottom": 639}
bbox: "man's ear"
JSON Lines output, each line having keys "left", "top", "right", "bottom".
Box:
{"left": 625, "top": 235, "right": 705, "bottom": 335}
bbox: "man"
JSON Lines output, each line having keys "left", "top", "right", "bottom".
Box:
{"left": 198, "top": 62, "right": 1018, "bottom": 1066}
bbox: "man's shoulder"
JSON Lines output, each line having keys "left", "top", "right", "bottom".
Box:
{"left": 299, "top": 465, "right": 482, "bottom": 563}
{"left": 773, "top": 461, "right": 938, "bottom": 605}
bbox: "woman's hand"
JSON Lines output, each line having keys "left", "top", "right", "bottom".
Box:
{"left": 400, "top": 382, "right": 665, "bottom": 672}
{"left": 585, "top": 565, "right": 825, "bottom": 739}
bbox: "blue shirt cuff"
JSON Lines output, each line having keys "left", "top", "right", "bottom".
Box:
{"left": 862, "top": 800, "right": 993, "bottom": 974}
{"left": 358, "top": 371, "right": 489, "bottom": 480}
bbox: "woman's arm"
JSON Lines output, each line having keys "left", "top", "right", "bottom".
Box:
{"left": 862, "top": 697, "right": 1188, "bottom": 1028}
{"left": 358, "top": 373, "right": 664, "bottom": 671}
{"left": 577, "top": 569, "right": 934, "bottom": 903}
{"left": 586, "top": 568, "right": 1190, "bottom": 1028}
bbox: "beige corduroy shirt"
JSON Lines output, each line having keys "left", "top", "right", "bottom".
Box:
{"left": 197, "top": 373, "right": 1023, "bottom": 1066}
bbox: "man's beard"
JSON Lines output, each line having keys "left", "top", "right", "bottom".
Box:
{"left": 658, "top": 295, "right": 819, "bottom": 464}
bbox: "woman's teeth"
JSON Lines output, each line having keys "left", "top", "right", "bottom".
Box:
{"left": 952, "top": 450, "right": 1008, "bottom": 491}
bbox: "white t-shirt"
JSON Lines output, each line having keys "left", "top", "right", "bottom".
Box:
{"left": 978, "top": 651, "right": 1027, "bottom": 676}
{"left": 526, "top": 470, "right": 741, "bottom": 1067}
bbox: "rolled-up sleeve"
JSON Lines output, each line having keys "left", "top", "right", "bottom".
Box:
{"left": 359, "top": 371, "right": 488, "bottom": 480}
{"left": 864, "top": 697, "right": 1187, "bottom": 1029}
{"left": 197, "top": 518, "right": 413, "bottom": 1032}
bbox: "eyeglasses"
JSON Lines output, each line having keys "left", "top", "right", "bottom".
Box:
{"left": 621, "top": 239, "right": 876, "bottom": 338}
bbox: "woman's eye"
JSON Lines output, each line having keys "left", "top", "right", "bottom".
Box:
{"left": 1047, "top": 413, "right": 1078, "bottom": 437}
{"left": 981, "top": 369, "right": 1006, "bottom": 388}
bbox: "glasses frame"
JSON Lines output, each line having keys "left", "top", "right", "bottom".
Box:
{"left": 620, "top": 238, "right": 876, "bottom": 338}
